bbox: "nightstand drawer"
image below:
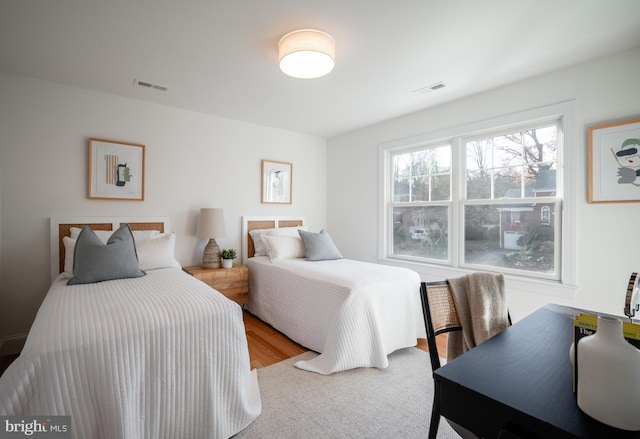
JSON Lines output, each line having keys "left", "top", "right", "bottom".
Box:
{"left": 183, "top": 264, "right": 249, "bottom": 305}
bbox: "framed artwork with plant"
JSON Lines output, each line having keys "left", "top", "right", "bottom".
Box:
{"left": 588, "top": 118, "right": 640, "bottom": 203}
{"left": 88, "top": 138, "right": 145, "bottom": 200}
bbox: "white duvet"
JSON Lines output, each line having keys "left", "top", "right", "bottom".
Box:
{"left": 0, "top": 268, "right": 261, "bottom": 439}
{"left": 245, "top": 257, "right": 425, "bottom": 375}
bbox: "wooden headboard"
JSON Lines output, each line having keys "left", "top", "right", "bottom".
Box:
{"left": 241, "top": 216, "right": 304, "bottom": 263}
{"left": 50, "top": 216, "right": 170, "bottom": 282}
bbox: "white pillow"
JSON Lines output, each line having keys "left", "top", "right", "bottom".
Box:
{"left": 248, "top": 229, "right": 271, "bottom": 256}
{"left": 62, "top": 236, "right": 76, "bottom": 277}
{"left": 250, "top": 226, "right": 307, "bottom": 256}
{"left": 70, "top": 227, "right": 160, "bottom": 244}
{"left": 136, "top": 233, "right": 181, "bottom": 271}
{"left": 262, "top": 234, "right": 305, "bottom": 261}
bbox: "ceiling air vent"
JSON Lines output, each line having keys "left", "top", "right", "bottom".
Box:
{"left": 133, "top": 79, "right": 168, "bottom": 92}
{"left": 413, "top": 81, "right": 445, "bottom": 95}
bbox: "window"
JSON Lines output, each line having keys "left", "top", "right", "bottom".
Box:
{"left": 390, "top": 144, "right": 452, "bottom": 262}
{"left": 461, "top": 122, "right": 559, "bottom": 279}
{"left": 381, "top": 102, "right": 575, "bottom": 286}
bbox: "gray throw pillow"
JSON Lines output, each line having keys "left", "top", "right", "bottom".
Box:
{"left": 298, "top": 229, "right": 343, "bottom": 261}
{"left": 67, "top": 224, "right": 145, "bottom": 285}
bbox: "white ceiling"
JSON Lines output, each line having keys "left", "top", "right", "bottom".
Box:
{"left": 2, "top": 0, "right": 640, "bottom": 138}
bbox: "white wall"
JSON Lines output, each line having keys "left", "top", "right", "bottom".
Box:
{"left": 0, "top": 74, "right": 327, "bottom": 346}
{"left": 327, "top": 47, "right": 640, "bottom": 321}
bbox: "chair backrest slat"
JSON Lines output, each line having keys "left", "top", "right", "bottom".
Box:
{"left": 420, "top": 281, "right": 463, "bottom": 373}
{"left": 427, "top": 283, "right": 461, "bottom": 335}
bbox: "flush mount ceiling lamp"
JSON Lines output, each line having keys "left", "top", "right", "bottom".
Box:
{"left": 278, "top": 29, "right": 335, "bottom": 79}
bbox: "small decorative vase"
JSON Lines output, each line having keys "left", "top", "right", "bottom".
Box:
{"left": 221, "top": 259, "right": 233, "bottom": 269}
{"left": 577, "top": 315, "right": 640, "bottom": 431}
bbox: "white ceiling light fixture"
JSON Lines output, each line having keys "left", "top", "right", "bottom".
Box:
{"left": 278, "top": 29, "right": 335, "bottom": 79}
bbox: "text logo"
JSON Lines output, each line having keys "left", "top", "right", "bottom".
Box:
{"left": 0, "top": 417, "right": 70, "bottom": 438}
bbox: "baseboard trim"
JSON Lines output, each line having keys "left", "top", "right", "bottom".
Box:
{"left": 0, "top": 333, "right": 27, "bottom": 356}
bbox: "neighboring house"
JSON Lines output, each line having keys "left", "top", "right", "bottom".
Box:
{"left": 497, "top": 170, "right": 556, "bottom": 250}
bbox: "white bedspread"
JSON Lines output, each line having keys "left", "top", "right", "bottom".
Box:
{"left": 0, "top": 268, "right": 261, "bottom": 439}
{"left": 246, "top": 257, "right": 424, "bottom": 375}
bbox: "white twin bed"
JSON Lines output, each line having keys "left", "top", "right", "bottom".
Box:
{"left": 242, "top": 217, "right": 425, "bottom": 375}
{"left": 0, "top": 217, "right": 260, "bottom": 439}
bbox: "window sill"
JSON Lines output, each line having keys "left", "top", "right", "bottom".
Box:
{"left": 377, "top": 257, "right": 577, "bottom": 300}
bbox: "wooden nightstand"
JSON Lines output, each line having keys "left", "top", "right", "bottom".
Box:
{"left": 183, "top": 264, "right": 249, "bottom": 305}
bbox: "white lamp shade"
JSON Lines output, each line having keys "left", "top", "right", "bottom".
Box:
{"left": 196, "top": 208, "right": 228, "bottom": 239}
{"left": 278, "top": 29, "right": 335, "bottom": 79}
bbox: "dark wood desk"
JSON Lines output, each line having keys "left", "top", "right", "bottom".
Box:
{"left": 434, "top": 304, "right": 640, "bottom": 439}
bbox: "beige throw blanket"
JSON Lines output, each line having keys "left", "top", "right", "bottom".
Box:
{"left": 446, "top": 273, "right": 510, "bottom": 361}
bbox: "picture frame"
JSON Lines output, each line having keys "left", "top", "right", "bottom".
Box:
{"left": 262, "top": 160, "right": 292, "bottom": 204}
{"left": 588, "top": 118, "right": 640, "bottom": 203}
{"left": 88, "top": 138, "right": 145, "bottom": 201}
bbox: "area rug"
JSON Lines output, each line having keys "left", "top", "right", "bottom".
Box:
{"left": 233, "top": 348, "right": 460, "bottom": 438}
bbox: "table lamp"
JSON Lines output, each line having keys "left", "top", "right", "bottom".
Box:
{"left": 196, "top": 208, "right": 228, "bottom": 268}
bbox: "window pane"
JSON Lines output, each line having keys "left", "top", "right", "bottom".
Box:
{"left": 428, "top": 145, "right": 451, "bottom": 201}
{"left": 393, "top": 178, "right": 410, "bottom": 202}
{"left": 533, "top": 165, "right": 557, "bottom": 196}
{"left": 411, "top": 177, "right": 430, "bottom": 202}
{"left": 496, "top": 167, "right": 525, "bottom": 198}
{"left": 431, "top": 145, "right": 451, "bottom": 174}
{"left": 392, "top": 153, "right": 411, "bottom": 179}
{"left": 524, "top": 126, "right": 557, "bottom": 164}
{"left": 466, "top": 124, "right": 558, "bottom": 200}
{"left": 392, "top": 206, "right": 448, "bottom": 260}
{"left": 494, "top": 133, "right": 523, "bottom": 166}
{"left": 466, "top": 139, "right": 492, "bottom": 171}
{"left": 392, "top": 145, "right": 451, "bottom": 202}
{"left": 464, "top": 203, "right": 556, "bottom": 275}
{"left": 431, "top": 174, "right": 450, "bottom": 201}
{"left": 466, "top": 170, "right": 492, "bottom": 200}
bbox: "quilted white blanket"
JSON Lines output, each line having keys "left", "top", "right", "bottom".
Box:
{"left": 0, "top": 268, "right": 261, "bottom": 439}
{"left": 246, "top": 257, "right": 425, "bottom": 375}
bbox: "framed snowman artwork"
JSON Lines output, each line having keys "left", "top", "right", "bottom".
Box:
{"left": 588, "top": 118, "right": 640, "bottom": 203}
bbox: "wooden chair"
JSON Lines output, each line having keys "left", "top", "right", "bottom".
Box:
{"left": 420, "top": 279, "right": 511, "bottom": 439}
{"left": 420, "top": 281, "right": 465, "bottom": 439}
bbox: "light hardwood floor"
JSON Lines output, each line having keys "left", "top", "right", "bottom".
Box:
{"left": 243, "top": 311, "right": 307, "bottom": 369}
{"left": 242, "top": 310, "right": 445, "bottom": 369}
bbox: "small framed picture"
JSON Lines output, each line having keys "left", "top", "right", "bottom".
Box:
{"left": 588, "top": 118, "right": 640, "bottom": 203}
{"left": 88, "top": 138, "right": 145, "bottom": 200}
{"left": 262, "top": 160, "right": 292, "bottom": 204}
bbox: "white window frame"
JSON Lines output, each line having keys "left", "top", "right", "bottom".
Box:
{"left": 377, "top": 101, "right": 577, "bottom": 299}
